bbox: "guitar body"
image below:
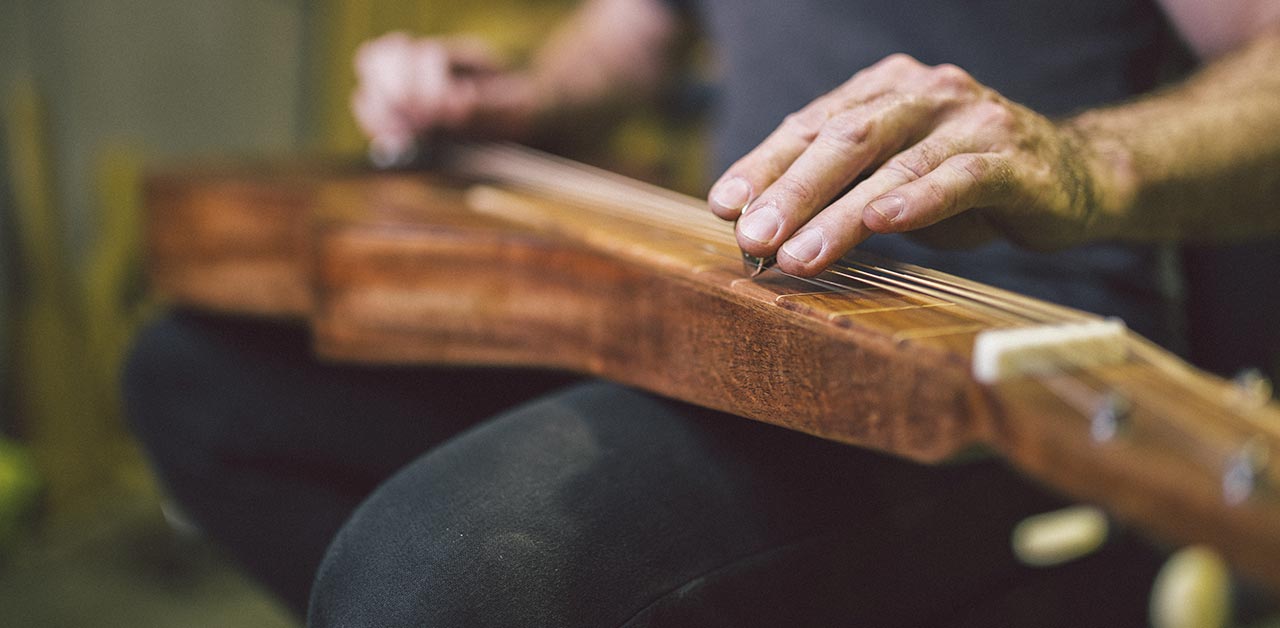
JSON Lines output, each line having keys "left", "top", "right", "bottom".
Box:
{"left": 145, "top": 149, "right": 1280, "bottom": 593}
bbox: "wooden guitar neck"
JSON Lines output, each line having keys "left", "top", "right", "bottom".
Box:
{"left": 145, "top": 143, "right": 1280, "bottom": 593}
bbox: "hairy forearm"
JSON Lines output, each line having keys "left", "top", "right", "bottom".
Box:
{"left": 1068, "top": 27, "right": 1280, "bottom": 242}
{"left": 527, "top": 0, "right": 683, "bottom": 123}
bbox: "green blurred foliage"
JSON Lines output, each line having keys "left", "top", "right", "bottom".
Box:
{"left": 0, "top": 436, "right": 41, "bottom": 555}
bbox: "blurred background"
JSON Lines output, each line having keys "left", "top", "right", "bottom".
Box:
{"left": 0, "top": 1, "right": 699, "bottom": 625}
{"left": 0, "top": 1, "right": 1276, "bottom": 627}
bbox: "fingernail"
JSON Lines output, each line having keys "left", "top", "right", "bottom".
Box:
{"left": 781, "top": 229, "right": 824, "bottom": 264}
{"left": 711, "top": 177, "right": 752, "bottom": 213}
{"left": 868, "top": 196, "right": 904, "bottom": 223}
{"left": 738, "top": 204, "right": 782, "bottom": 244}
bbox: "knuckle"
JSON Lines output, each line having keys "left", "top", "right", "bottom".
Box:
{"left": 781, "top": 109, "right": 827, "bottom": 142}
{"left": 770, "top": 176, "right": 820, "bottom": 207}
{"left": 818, "top": 111, "right": 873, "bottom": 146}
{"left": 950, "top": 154, "right": 1018, "bottom": 198}
{"left": 885, "top": 150, "right": 935, "bottom": 181}
{"left": 950, "top": 153, "right": 991, "bottom": 185}
{"left": 929, "top": 63, "right": 973, "bottom": 89}
{"left": 881, "top": 53, "right": 921, "bottom": 71}
{"left": 892, "top": 155, "right": 930, "bottom": 180}
{"left": 971, "top": 101, "right": 1017, "bottom": 131}
{"left": 922, "top": 176, "right": 952, "bottom": 209}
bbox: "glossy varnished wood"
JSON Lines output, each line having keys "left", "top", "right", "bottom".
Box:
{"left": 146, "top": 156, "right": 1280, "bottom": 593}
{"left": 145, "top": 161, "right": 325, "bottom": 316}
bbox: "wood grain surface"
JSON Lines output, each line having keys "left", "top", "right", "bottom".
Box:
{"left": 145, "top": 151, "right": 1280, "bottom": 593}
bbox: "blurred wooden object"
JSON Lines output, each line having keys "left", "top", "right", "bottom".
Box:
{"left": 145, "top": 145, "right": 1280, "bottom": 594}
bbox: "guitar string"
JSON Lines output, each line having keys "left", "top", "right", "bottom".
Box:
{"left": 456, "top": 144, "right": 988, "bottom": 318}
{"left": 454, "top": 142, "right": 1275, "bottom": 483}
{"left": 458, "top": 143, "right": 1115, "bottom": 386}
{"left": 467, "top": 163, "right": 977, "bottom": 323}
{"left": 460, "top": 143, "right": 1160, "bottom": 362}
{"left": 458, "top": 142, "right": 1055, "bottom": 327}
{"left": 457, "top": 142, "right": 1132, "bottom": 364}
{"left": 463, "top": 143, "right": 1189, "bottom": 359}
{"left": 466, "top": 143, "right": 1085, "bottom": 322}
{"left": 458, "top": 146, "right": 1202, "bottom": 384}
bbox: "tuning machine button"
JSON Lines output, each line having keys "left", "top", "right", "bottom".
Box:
{"left": 1230, "top": 368, "right": 1273, "bottom": 409}
{"left": 1091, "top": 391, "right": 1132, "bottom": 443}
{"left": 1222, "top": 435, "right": 1270, "bottom": 506}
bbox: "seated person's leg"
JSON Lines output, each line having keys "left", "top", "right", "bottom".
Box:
{"left": 309, "top": 381, "right": 1162, "bottom": 628}
{"left": 123, "top": 309, "right": 576, "bottom": 613}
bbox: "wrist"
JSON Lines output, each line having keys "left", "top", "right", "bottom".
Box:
{"left": 461, "top": 71, "right": 548, "bottom": 141}
{"left": 1061, "top": 112, "right": 1140, "bottom": 240}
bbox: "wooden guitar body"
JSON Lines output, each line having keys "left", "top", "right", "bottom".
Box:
{"left": 146, "top": 147, "right": 1280, "bottom": 593}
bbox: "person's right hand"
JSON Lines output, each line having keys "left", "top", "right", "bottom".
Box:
{"left": 351, "top": 32, "right": 544, "bottom": 166}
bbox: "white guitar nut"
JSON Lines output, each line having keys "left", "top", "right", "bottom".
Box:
{"left": 972, "top": 319, "right": 1129, "bottom": 383}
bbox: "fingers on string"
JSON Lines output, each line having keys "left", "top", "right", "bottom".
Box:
{"left": 705, "top": 55, "right": 924, "bottom": 221}
{"left": 707, "top": 101, "right": 834, "bottom": 220}
{"left": 734, "top": 95, "right": 939, "bottom": 258}
{"left": 771, "top": 152, "right": 916, "bottom": 275}
{"left": 773, "top": 131, "right": 980, "bottom": 275}
{"left": 855, "top": 98, "right": 1022, "bottom": 236}
{"left": 862, "top": 152, "right": 1017, "bottom": 235}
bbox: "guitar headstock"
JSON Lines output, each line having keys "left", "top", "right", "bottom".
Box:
{"left": 978, "top": 327, "right": 1280, "bottom": 593}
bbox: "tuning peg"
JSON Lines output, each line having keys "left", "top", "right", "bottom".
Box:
{"left": 1011, "top": 505, "right": 1109, "bottom": 567}
{"left": 1223, "top": 435, "right": 1270, "bottom": 506}
{"left": 1090, "top": 391, "right": 1132, "bottom": 443}
{"left": 1149, "top": 545, "right": 1232, "bottom": 628}
{"left": 1231, "top": 368, "right": 1274, "bottom": 409}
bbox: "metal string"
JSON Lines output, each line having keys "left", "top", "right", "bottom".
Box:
{"left": 449, "top": 141, "right": 1275, "bottom": 494}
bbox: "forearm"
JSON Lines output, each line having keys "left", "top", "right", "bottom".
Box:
{"left": 527, "top": 0, "right": 684, "bottom": 127}
{"left": 1068, "top": 26, "right": 1280, "bottom": 242}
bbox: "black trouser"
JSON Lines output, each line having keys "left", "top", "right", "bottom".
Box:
{"left": 124, "top": 311, "right": 1162, "bottom": 627}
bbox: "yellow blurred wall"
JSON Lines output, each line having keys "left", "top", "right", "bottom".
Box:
{"left": 1, "top": 0, "right": 308, "bottom": 518}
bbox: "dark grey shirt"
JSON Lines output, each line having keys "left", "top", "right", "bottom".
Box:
{"left": 676, "top": 0, "right": 1191, "bottom": 345}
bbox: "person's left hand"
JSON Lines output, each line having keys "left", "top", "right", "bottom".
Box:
{"left": 706, "top": 54, "right": 1121, "bottom": 277}
{"left": 351, "top": 33, "right": 545, "bottom": 166}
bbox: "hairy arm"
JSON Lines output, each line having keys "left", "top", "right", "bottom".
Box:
{"left": 1072, "top": 20, "right": 1280, "bottom": 242}
{"left": 351, "top": 0, "right": 682, "bottom": 159}
{"left": 707, "top": 2, "right": 1280, "bottom": 276}
{"left": 529, "top": 0, "right": 684, "bottom": 117}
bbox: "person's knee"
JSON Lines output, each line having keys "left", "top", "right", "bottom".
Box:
{"left": 307, "top": 469, "right": 561, "bottom": 627}
{"left": 305, "top": 382, "right": 795, "bottom": 628}
{"left": 125, "top": 312, "right": 217, "bottom": 462}
{"left": 307, "top": 386, "right": 659, "bottom": 627}
{"left": 123, "top": 311, "right": 307, "bottom": 473}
